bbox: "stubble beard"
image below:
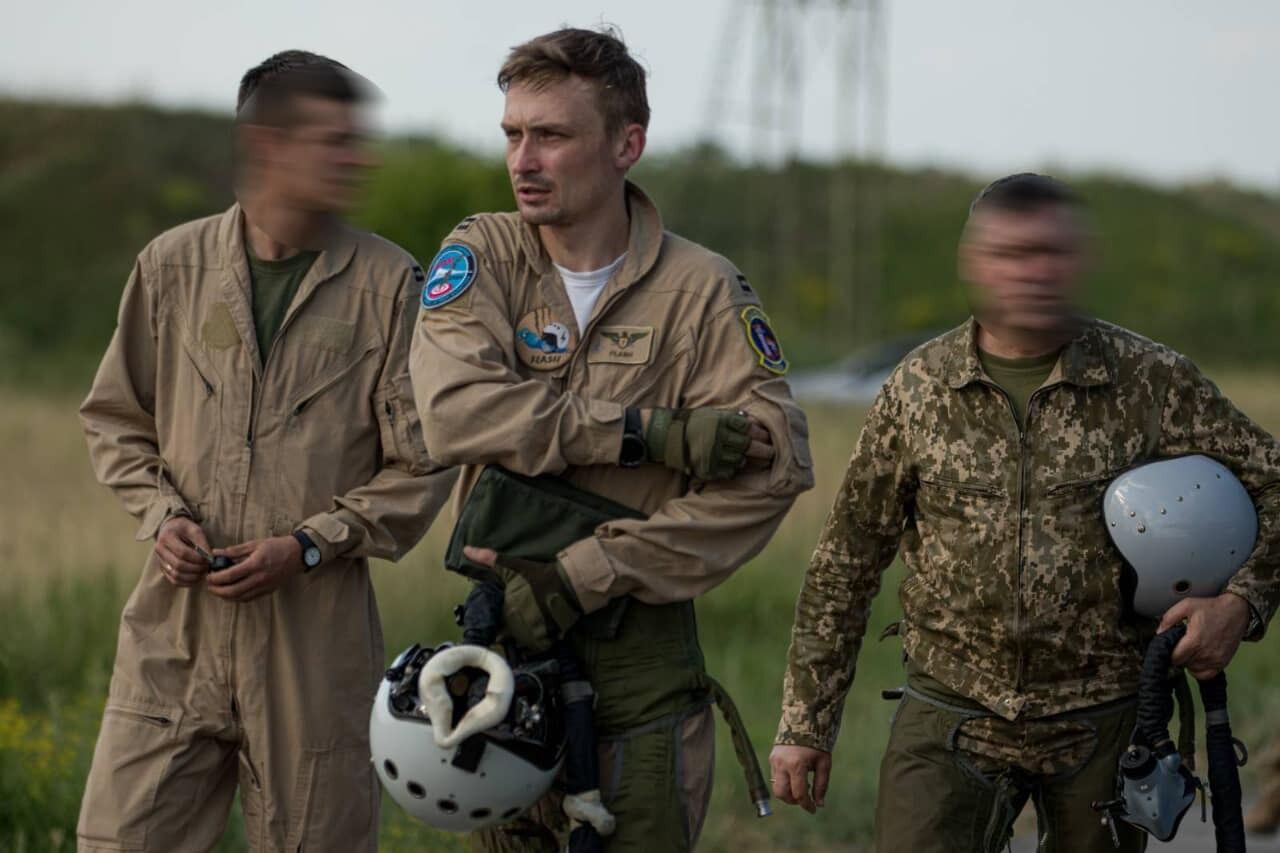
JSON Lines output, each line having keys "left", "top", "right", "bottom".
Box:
{"left": 517, "top": 202, "right": 566, "bottom": 227}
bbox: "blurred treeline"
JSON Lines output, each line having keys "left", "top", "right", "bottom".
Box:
{"left": 3, "top": 97, "right": 1280, "bottom": 387}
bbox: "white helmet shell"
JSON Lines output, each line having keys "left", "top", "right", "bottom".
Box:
{"left": 370, "top": 644, "right": 564, "bottom": 832}
{"left": 1104, "top": 455, "right": 1257, "bottom": 619}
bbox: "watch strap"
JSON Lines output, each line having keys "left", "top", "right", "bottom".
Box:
{"left": 293, "top": 529, "right": 321, "bottom": 571}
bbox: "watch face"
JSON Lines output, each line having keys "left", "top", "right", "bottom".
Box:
{"left": 621, "top": 434, "right": 645, "bottom": 466}
{"left": 304, "top": 547, "right": 322, "bottom": 567}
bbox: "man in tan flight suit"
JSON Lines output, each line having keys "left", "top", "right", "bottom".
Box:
{"left": 77, "top": 51, "right": 455, "bottom": 852}
{"left": 409, "top": 27, "right": 814, "bottom": 851}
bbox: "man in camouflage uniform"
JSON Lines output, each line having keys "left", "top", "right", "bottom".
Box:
{"left": 769, "top": 173, "right": 1280, "bottom": 852}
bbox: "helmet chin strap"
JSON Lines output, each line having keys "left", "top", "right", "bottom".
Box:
{"left": 418, "top": 645, "right": 515, "bottom": 749}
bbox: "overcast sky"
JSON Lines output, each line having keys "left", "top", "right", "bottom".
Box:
{"left": 4, "top": 0, "right": 1277, "bottom": 190}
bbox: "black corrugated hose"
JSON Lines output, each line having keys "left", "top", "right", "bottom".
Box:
{"left": 1137, "top": 624, "right": 1247, "bottom": 853}
{"left": 1200, "top": 671, "right": 1247, "bottom": 853}
{"left": 1135, "top": 624, "right": 1186, "bottom": 760}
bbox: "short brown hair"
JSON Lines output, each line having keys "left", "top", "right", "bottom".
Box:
{"left": 497, "top": 27, "right": 650, "bottom": 134}
{"left": 236, "top": 50, "right": 370, "bottom": 126}
{"left": 969, "top": 173, "right": 1079, "bottom": 217}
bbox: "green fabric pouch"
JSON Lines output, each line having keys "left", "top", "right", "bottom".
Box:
{"left": 444, "top": 465, "right": 647, "bottom": 639}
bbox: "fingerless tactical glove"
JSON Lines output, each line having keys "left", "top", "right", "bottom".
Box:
{"left": 646, "top": 407, "right": 751, "bottom": 480}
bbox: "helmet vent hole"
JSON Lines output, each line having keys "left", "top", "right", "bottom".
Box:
{"left": 438, "top": 799, "right": 459, "bottom": 814}
{"left": 1173, "top": 580, "right": 1192, "bottom": 594}
{"left": 502, "top": 807, "right": 521, "bottom": 820}
{"left": 384, "top": 760, "right": 398, "bottom": 780}
{"left": 471, "top": 808, "right": 492, "bottom": 820}
{"left": 407, "top": 782, "right": 426, "bottom": 799}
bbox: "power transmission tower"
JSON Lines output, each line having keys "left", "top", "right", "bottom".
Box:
{"left": 703, "top": 0, "right": 888, "bottom": 349}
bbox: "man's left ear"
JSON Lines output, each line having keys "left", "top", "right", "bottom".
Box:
{"left": 615, "top": 123, "right": 646, "bottom": 171}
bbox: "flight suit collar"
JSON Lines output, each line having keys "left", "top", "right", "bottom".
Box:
{"left": 944, "top": 316, "right": 1112, "bottom": 390}
{"left": 215, "top": 204, "right": 359, "bottom": 373}
{"left": 514, "top": 180, "right": 665, "bottom": 289}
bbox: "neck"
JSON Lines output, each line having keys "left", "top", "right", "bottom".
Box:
{"left": 975, "top": 322, "right": 1072, "bottom": 359}
{"left": 239, "top": 188, "right": 336, "bottom": 260}
{"left": 539, "top": 190, "right": 630, "bottom": 272}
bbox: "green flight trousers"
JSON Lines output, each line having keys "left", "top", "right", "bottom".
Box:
{"left": 873, "top": 689, "right": 1147, "bottom": 853}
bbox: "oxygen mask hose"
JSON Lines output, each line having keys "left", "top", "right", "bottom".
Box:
{"left": 1125, "top": 623, "right": 1247, "bottom": 853}
{"left": 1199, "top": 672, "right": 1247, "bottom": 853}
{"left": 1135, "top": 623, "right": 1186, "bottom": 756}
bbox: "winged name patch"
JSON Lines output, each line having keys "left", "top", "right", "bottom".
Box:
{"left": 588, "top": 325, "right": 655, "bottom": 365}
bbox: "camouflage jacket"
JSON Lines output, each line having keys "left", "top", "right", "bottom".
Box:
{"left": 777, "top": 317, "right": 1280, "bottom": 751}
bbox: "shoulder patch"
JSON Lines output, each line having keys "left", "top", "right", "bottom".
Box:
{"left": 740, "top": 306, "right": 788, "bottom": 374}
{"left": 729, "top": 273, "right": 761, "bottom": 307}
{"left": 421, "top": 244, "right": 477, "bottom": 309}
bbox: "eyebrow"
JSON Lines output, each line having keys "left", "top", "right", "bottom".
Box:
{"left": 500, "top": 120, "right": 574, "bottom": 135}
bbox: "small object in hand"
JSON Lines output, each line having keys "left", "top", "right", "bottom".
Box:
{"left": 188, "top": 540, "right": 233, "bottom": 572}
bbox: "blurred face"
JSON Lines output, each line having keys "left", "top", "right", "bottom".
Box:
{"left": 501, "top": 75, "right": 643, "bottom": 227}
{"left": 961, "top": 203, "right": 1086, "bottom": 335}
{"left": 252, "top": 95, "right": 374, "bottom": 213}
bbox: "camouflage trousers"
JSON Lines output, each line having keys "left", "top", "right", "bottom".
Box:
{"left": 471, "top": 704, "right": 715, "bottom": 852}
{"left": 873, "top": 687, "right": 1146, "bottom": 853}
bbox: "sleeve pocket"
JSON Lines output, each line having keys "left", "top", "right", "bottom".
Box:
{"left": 375, "top": 378, "right": 434, "bottom": 476}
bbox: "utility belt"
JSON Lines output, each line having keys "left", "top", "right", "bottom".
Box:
{"left": 445, "top": 465, "right": 770, "bottom": 815}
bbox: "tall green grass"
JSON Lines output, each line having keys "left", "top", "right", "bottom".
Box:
{"left": 3, "top": 393, "right": 1280, "bottom": 851}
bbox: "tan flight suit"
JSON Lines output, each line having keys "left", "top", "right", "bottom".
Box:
{"left": 409, "top": 182, "right": 814, "bottom": 850}
{"left": 77, "top": 205, "right": 457, "bottom": 852}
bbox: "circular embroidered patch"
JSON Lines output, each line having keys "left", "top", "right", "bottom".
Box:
{"left": 421, "top": 244, "right": 477, "bottom": 309}
{"left": 740, "top": 306, "right": 788, "bottom": 374}
{"left": 515, "top": 308, "right": 576, "bottom": 371}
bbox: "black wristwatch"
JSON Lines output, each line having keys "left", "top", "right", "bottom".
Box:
{"left": 293, "top": 529, "right": 323, "bottom": 572}
{"left": 619, "top": 407, "right": 647, "bottom": 468}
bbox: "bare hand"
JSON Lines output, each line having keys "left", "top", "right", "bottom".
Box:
{"left": 206, "top": 535, "right": 303, "bottom": 602}
{"left": 155, "top": 516, "right": 212, "bottom": 587}
{"left": 745, "top": 418, "right": 775, "bottom": 467}
{"left": 1158, "top": 592, "right": 1252, "bottom": 680}
{"left": 463, "top": 546, "right": 498, "bottom": 568}
{"left": 769, "top": 744, "right": 832, "bottom": 813}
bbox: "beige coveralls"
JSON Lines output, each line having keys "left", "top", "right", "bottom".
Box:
{"left": 409, "top": 183, "right": 814, "bottom": 848}
{"left": 77, "top": 205, "right": 456, "bottom": 852}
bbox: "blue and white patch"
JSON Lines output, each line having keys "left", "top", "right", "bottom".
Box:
{"left": 421, "top": 244, "right": 477, "bottom": 309}
{"left": 741, "top": 306, "right": 788, "bottom": 374}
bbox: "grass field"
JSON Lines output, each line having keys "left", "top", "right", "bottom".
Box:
{"left": 3, "top": 376, "right": 1280, "bottom": 851}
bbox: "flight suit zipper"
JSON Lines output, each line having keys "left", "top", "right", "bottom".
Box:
{"left": 978, "top": 379, "right": 1051, "bottom": 701}
{"left": 237, "top": 281, "right": 321, "bottom": 541}
{"left": 978, "top": 380, "right": 1026, "bottom": 699}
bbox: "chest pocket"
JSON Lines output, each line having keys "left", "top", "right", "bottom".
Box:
{"left": 915, "top": 475, "right": 1007, "bottom": 522}
{"left": 286, "top": 339, "right": 382, "bottom": 421}
{"left": 585, "top": 328, "right": 693, "bottom": 407}
{"left": 914, "top": 474, "right": 1011, "bottom": 560}
{"left": 1040, "top": 469, "right": 1123, "bottom": 533}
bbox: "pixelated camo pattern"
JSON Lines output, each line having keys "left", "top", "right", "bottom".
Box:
{"left": 777, "top": 318, "right": 1280, "bottom": 751}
